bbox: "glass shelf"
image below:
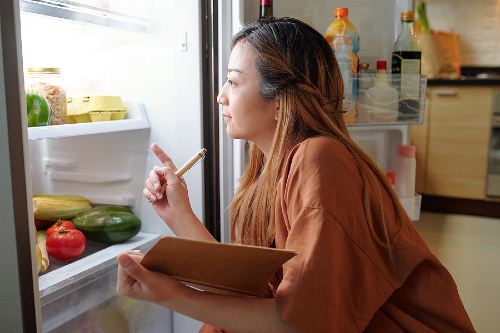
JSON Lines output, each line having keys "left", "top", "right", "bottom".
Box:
{"left": 20, "top": 0, "right": 149, "bottom": 33}
{"left": 343, "top": 74, "right": 427, "bottom": 127}
{"left": 27, "top": 101, "right": 150, "bottom": 140}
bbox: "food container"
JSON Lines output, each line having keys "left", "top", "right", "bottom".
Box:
{"left": 67, "top": 96, "right": 128, "bottom": 123}
{"left": 25, "top": 67, "right": 67, "bottom": 125}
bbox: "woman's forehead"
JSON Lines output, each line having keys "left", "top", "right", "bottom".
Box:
{"left": 228, "top": 41, "right": 256, "bottom": 73}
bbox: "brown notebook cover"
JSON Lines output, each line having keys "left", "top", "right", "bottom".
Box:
{"left": 141, "top": 236, "right": 296, "bottom": 297}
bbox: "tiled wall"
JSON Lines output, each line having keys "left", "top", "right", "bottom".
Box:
{"left": 424, "top": 0, "right": 500, "bottom": 66}
{"left": 425, "top": 0, "right": 500, "bottom": 66}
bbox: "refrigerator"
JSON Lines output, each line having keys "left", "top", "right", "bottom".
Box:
{"left": 0, "top": 0, "right": 424, "bottom": 332}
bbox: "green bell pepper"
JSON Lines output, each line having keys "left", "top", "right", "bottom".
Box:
{"left": 26, "top": 92, "right": 51, "bottom": 127}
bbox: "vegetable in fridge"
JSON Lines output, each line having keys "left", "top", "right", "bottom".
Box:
{"left": 72, "top": 205, "right": 141, "bottom": 244}
{"left": 26, "top": 92, "right": 51, "bottom": 127}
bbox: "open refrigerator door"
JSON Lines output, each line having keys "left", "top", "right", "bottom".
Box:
{"left": 226, "top": 0, "right": 425, "bottom": 234}
{"left": 1, "top": 0, "right": 214, "bottom": 332}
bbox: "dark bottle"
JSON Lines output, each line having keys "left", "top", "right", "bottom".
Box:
{"left": 259, "top": 0, "right": 273, "bottom": 19}
{"left": 391, "top": 11, "right": 421, "bottom": 74}
{"left": 392, "top": 11, "right": 421, "bottom": 122}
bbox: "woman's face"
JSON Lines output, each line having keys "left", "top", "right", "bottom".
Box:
{"left": 217, "top": 41, "right": 278, "bottom": 154}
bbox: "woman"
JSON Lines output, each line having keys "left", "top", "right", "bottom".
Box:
{"left": 117, "top": 18, "right": 475, "bottom": 332}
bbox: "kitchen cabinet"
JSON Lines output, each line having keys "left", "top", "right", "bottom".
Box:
{"left": 412, "top": 86, "right": 496, "bottom": 199}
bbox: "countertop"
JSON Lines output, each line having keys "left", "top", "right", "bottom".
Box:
{"left": 428, "top": 66, "right": 500, "bottom": 86}
{"left": 428, "top": 78, "right": 500, "bottom": 86}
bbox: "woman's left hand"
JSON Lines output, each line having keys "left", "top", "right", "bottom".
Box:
{"left": 116, "top": 251, "right": 183, "bottom": 304}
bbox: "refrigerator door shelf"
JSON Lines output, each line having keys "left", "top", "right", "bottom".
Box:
{"left": 20, "top": 0, "right": 149, "bottom": 33}
{"left": 399, "top": 193, "right": 422, "bottom": 222}
{"left": 39, "top": 231, "right": 161, "bottom": 332}
{"left": 28, "top": 101, "right": 149, "bottom": 140}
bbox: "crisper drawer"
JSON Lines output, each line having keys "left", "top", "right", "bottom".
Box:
{"left": 40, "top": 232, "right": 161, "bottom": 332}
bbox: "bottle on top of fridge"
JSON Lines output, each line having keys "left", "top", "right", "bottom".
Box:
{"left": 392, "top": 11, "right": 421, "bottom": 122}
{"left": 324, "top": 7, "right": 359, "bottom": 73}
{"left": 395, "top": 144, "right": 416, "bottom": 198}
{"left": 366, "top": 60, "right": 398, "bottom": 123}
{"left": 259, "top": 0, "right": 273, "bottom": 19}
{"left": 333, "top": 34, "right": 356, "bottom": 123}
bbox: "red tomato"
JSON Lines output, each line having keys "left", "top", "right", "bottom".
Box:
{"left": 46, "top": 220, "right": 75, "bottom": 238}
{"left": 46, "top": 228, "right": 86, "bottom": 261}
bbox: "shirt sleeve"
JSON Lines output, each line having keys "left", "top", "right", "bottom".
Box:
{"left": 274, "top": 138, "right": 395, "bottom": 332}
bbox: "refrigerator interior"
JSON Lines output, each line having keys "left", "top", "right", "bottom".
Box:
{"left": 20, "top": 0, "right": 206, "bottom": 331}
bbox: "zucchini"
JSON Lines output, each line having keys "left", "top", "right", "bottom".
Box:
{"left": 72, "top": 205, "right": 141, "bottom": 244}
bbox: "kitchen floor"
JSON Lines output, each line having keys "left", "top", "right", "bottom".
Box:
{"left": 415, "top": 212, "right": 500, "bottom": 333}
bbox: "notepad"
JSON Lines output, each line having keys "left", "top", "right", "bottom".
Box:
{"left": 141, "top": 236, "right": 296, "bottom": 297}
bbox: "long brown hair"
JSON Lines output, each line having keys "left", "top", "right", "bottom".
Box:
{"left": 230, "top": 17, "right": 409, "bottom": 250}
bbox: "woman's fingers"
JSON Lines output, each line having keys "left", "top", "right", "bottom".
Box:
{"left": 151, "top": 143, "right": 178, "bottom": 171}
{"left": 143, "top": 187, "right": 159, "bottom": 203}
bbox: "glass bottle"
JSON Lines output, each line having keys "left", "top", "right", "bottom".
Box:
{"left": 391, "top": 11, "right": 421, "bottom": 75}
{"left": 259, "top": 0, "right": 273, "bottom": 19}
{"left": 392, "top": 11, "right": 421, "bottom": 122}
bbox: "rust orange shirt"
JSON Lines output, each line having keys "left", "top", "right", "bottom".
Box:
{"left": 201, "top": 136, "right": 475, "bottom": 333}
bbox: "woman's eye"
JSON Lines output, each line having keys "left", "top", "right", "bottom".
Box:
{"left": 226, "top": 78, "right": 234, "bottom": 86}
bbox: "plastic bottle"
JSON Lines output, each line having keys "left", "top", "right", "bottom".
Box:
{"left": 333, "top": 34, "right": 355, "bottom": 122}
{"left": 366, "top": 60, "right": 398, "bottom": 123}
{"left": 324, "top": 7, "right": 359, "bottom": 73}
{"left": 395, "top": 144, "right": 416, "bottom": 198}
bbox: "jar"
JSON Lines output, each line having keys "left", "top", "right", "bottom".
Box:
{"left": 25, "top": 67, "right": 67, "bottom": 125}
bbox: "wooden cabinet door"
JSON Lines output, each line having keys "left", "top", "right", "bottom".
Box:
{"left": 411, "top": 90, "right": 431, "bottom": 193}
{"left": 426, "top": 87, "right": 493, "bottom": 199}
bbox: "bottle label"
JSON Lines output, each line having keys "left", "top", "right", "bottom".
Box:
{"left": 391, "top": 51, "right": 421, "bottom": 74}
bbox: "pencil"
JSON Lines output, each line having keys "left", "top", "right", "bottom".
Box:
{"left": 159, "top": 148, "right": 207, "bottom": 194}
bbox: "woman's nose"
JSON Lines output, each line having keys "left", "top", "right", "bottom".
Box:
{"left": 217, "top": 90, "right": 228, "bottom": 106}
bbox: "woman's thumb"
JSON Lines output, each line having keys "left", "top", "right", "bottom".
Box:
{"left": 118, "top": 254, "right": 146, "bottom": 280}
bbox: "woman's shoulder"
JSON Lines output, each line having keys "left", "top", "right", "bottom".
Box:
{"left": 287, "top": 136, "right": 354, "bottom": 168}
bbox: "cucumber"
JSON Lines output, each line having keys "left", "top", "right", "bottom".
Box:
{"left": 72, "top": 205, "right": 141, "bottom": 244}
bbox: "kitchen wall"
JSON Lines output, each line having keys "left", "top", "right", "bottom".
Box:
{"left": 424, "top": 0, "right": 500, "bottom": 66}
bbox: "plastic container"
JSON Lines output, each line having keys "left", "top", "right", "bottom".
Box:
{"left": 333, "top": 34, "right": 356, "bottom": 123}
{"left": 67, "top": 96, "right": 127, "bottom": 123}
{"left": 324, "top": 7, "right": 360, "bottom": 73}
{"left": 395, "top": 144, "right": 416, "bottom": 198}
{"left": 366, "top": 60, "right": 398, "bottom": 123}
{"left": 25, "top": 67, "right": 67, "bottom": 125}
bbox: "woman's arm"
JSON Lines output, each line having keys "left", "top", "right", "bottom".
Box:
{"left": 144, "top": 143, "right": 215, "bottom": 242}
{"left": 117, "top": 253, "right": 298, "bottom": 333}
{"left": 166, "top": 286, "right": 299, "bottom": 333}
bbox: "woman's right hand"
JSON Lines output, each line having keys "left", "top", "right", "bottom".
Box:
{"left": 143, "top": 144, "right": 195, "bottom": 229}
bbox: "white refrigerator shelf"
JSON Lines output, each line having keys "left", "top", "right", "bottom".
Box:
{"left": 400, "top": 193, "right": 422, "bottom": 222}
{"left": 39, "top": 231, "right": 161, "bottom": 332}
{"left": 28, "top": 101, "right": 150, "bottom": 140}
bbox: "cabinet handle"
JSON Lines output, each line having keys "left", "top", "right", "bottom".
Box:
{"left": 433, "top": 89, "right": 458, "bottom": 97}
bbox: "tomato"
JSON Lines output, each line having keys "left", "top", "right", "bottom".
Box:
{"left": 46, "top": 228, "right": 86, "bottom": 261}
{"left": 46, "top": 220, "right": 75, "bottom": 238}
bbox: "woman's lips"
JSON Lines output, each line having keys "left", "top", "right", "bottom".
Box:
{"left": 223, "top": 113, "right": 232, "bottom": 121}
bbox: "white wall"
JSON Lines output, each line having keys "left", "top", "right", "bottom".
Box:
{"left": 423, "top": 0, "right": 500, "bottom": 65}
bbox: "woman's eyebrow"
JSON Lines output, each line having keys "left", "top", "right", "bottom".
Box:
{"left": 228, "top": 68, "right": 243, "bottom": 74}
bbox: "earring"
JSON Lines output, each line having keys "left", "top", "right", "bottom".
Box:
{"left": 275, "top": 110, "right": 280, "bottom": 121}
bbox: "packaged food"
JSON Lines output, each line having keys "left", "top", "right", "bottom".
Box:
{"left": 25, "top": 68, "right": 67, "bottom": 125}
{"left": 67, "top": 96, "right": 128, "bottom": 123}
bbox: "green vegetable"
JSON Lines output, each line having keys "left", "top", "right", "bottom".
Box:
{"left": 72, "top": 205, "right": 141, "bottom": 244}
{"left": 26, "top": 92, "right": 51, "bottom": 127}
{"left": 416, "top": 1, "right": 430, "bottom": 34}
